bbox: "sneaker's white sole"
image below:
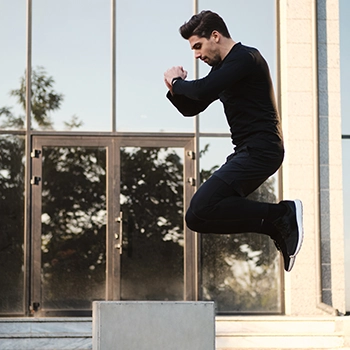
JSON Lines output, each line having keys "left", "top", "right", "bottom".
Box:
{"left": 286, "top": 256, "right": 295, "bottom": 272}
{"left": 290, "top": 199, "right": 304, "bottom": 258}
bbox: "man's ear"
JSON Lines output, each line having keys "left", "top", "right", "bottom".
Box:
{"left": 211, "top": 30, "right": 221, "bottom": 43}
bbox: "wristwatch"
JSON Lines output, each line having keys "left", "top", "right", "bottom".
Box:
{"left": 172, "top": 77, "right": 183, "bottom": 85}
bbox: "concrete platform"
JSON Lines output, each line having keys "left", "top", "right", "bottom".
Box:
{"left": 92, "top": 301, "right": 215, "bottom": 350}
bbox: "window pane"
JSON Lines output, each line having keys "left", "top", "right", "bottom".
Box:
{"left": 120, "top": 147, "right": 184, "bottom": 300}
{"left": 340, "top": 0, "right": 350, "bottom": 134}
{"left": 32, "top": 0, "right": 111, "bottom": 131}
{"left": 197, "top": 0, "right": 276, "bottom": 133}
{"left": 0, "top": 1, "right": 26, "bottom": 130}
{"left": 116, "top": 1, "right": 194, "bottom": 132}
{"left": 343, "top": 140, "right": 350, "bottom": 310}
{"left": 0, "top": 135, "right": 25, "bottom": 314}
{"left": 41, "top": 146, "right": 106, "bottom": 310}
{"left": 340, "top": 0, "right": 350, "bottom": 311}
{"left": 199, "top": 137, "right": 282, "bottom": 313}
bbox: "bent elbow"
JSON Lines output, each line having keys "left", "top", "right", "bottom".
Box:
{"left": 182, "top": 111, "right": 196, "bottom": 117}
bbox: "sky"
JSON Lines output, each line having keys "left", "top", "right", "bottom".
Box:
{"left": 1, "top": 0, "right": 350, "bottom": 307}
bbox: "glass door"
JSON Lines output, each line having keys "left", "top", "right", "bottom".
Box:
{"left": 118, "top": 136, "right": 197, "bottom": 301}
{"left": 30, "top": 136, "right": 119, "bottom": 316}
{"left": 119, "top": 146, "right": 184, "bottom": 300}
{"left": 30, "top": 134, "right": 196, "bottom": 315}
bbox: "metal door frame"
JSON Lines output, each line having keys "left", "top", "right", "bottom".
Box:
{"left": 30, "top": 133, "right": 197, "bottom": 316}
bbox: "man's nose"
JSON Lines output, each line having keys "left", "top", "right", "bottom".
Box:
{"left": 194, "top": 51, "right": 201, "bottom": 59}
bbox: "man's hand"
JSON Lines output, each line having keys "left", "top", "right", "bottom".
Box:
{"left": 164, "top": 66, "right": 188, "bottom": 94}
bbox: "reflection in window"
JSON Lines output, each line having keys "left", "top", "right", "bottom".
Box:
{"left": 32, "top": 0, "right": 110, "bottom": 131}
{"left": 0, "top": 1, "right": 26, "bottom": 130}
{"left": 199, "top": 138, "right": 281, "bottom": 313}
{"left": 197, "top": 0, "right": 276, "bottom": 133}
{"left": 41, "top": 146, "right": 107, "bottom": 310}
{"left": 120, "top": 147, "right": 184, "bottom": 300}
{"left": 116, "top": 1, "right": 193, "bottom": 132}
{"left": 201, "top": 185, "right": 281, "bottom": 313}
{"left": 0, "top": 135, "right": 25, "bottom": 314}
{"left": 342, "top": 139, "right": 350, "bottom": 310}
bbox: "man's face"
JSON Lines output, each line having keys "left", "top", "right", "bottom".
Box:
{"left": 188, "top": 33, "right": 222, "bottom": 66}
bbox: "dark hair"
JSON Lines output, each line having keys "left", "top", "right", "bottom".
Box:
{"left": 179, "top": 10, "right": 231, "bottom": 40}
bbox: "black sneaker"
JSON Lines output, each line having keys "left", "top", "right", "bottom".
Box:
{"left": 272, "top": 236, "right": 295, "bottom": 272}
{"left": 273, "top": 200, "right": 304, "bottom": 268}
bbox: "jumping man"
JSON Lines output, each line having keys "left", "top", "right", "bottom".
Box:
{"left": 164, "top": 10, "right": 303, "bottom": 272}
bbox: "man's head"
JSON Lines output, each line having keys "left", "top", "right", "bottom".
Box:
{"left": 179, "top": 10, "right": 230, "bottom": 40}
{"left": 179, "top": 11, "right": 233, "bottom": 66}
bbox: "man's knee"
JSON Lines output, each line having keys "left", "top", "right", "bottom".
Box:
{"left": 185, "top": 207, "right": 202, "bottom": 231}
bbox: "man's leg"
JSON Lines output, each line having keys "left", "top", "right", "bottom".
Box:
{"left": 185, "top": 175, "right": 284, "bottom": 234}
{"left": 185, "top": 175, "right": 303, "bottom": 272}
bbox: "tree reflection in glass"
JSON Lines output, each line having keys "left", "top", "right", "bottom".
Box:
{"left": 41, "top": 146, "right": 107, "bottom": 310}
{"left": 0, "top": 135, "right": 25, "bottom": 314}
{"left": 120, "top": 147, "right": 184, "bottom": 301}
{"left": 201, "top": 172, "right": 281, "bottom": 313}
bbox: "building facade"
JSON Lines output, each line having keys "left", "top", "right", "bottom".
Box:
{"left": 0, "top": 0, "right": 349, "bottom": 348}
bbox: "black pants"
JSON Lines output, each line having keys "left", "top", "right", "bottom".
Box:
{"left": 185, "top": 145, "right": 284, "bottom": 234}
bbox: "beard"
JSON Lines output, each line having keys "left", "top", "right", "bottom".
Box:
{"left": 204, "top": 53, "right": 222, "bottom": 66}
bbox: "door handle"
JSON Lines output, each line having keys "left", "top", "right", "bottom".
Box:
{"left": 115, "top": 212, "right": 123, "bottom": 254}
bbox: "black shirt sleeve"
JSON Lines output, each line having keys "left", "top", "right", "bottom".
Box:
{"left": 172, "top": 45, "right": 255, "bottom": 101}
{"left": 166, "top": 91, "right": 212, "bottom": 116}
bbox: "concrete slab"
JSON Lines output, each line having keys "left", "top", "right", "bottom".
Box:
{"left": 92, "top": 301, "right": 215, "bottom": 350}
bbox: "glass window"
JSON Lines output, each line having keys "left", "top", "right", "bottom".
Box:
{"left": 0, "top": 1, "right": 26, "bottom": 130}
{"left": 340, "top": 0, "right": 350, "bottom": 310}
{"left": 197, "top": 0, "right": 276, "bottom": 133}
{"left": 199, "top": 137, "right": 282, "bottom": 313}
{"left": 32, "top": 0, "right": 111, "bottom": 131}
{"left": 343, "top": 140, "right": 350, "bottom": 310}
{"left": 340, "top": 0, "right": 350, "bottom": 135}
{"left": 116, "top": 1, "right": 194, "bottom": 132}
{"left": 0, "top": 135, "right": 25, "bottom": 314}
{"left": 41, "top": 146, "right": 107, "bottom": 310}
{"left": 120, "top": 147, "right": 184, "bottom": 300}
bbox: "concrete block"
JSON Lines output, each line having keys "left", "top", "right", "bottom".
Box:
{"left": 92, "top": 301, "right": 215, "bottom": 350}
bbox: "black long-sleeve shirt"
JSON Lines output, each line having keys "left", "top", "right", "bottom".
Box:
{"left": 167, "top": 42, "right": 283, "bottom": 151}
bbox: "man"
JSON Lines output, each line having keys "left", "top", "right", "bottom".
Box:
{"left": 164, "top": 10, "right": 303, "bottom": 272}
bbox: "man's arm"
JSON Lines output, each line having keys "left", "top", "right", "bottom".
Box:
{"left": 172, "top": 49, "right": 255, "bottom": 101}
{"left": 166, "top": 89, "right": 212, "bottom": 116}
{"left": 164, "top": 66, "right": 214, "bottom": 116}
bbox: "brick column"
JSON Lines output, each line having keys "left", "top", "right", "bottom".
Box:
{"left": 276, "top": 0, "right": 344, "bottom": 315}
